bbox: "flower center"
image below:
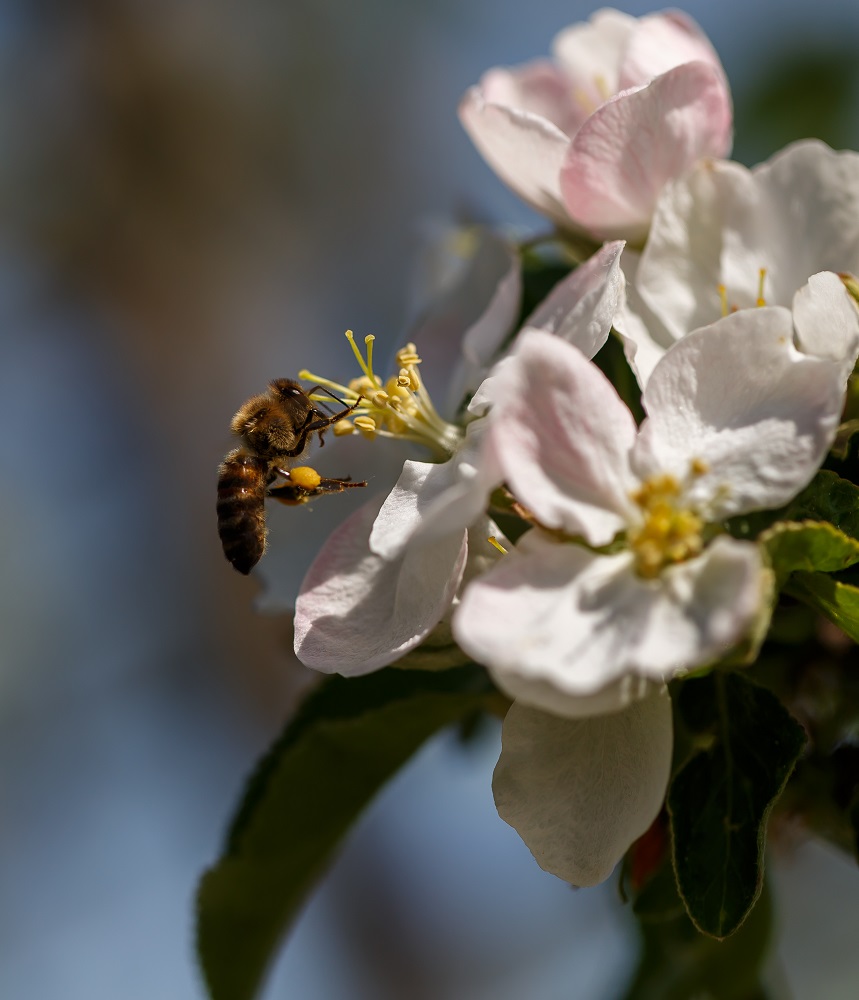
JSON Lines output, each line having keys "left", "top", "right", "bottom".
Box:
{"left": 299, "top": 330, "right": 463, "bottom": 460}
{"left": 628, "top": 474, "right": 704, "bottom": 579}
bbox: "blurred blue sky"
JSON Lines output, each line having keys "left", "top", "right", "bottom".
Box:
{"left": 1, "top": 1, "right": 859, "bottom": 998}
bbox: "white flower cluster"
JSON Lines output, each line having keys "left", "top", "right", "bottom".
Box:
{"left": 286, "top": 9, "right": 859, "bottom": 887}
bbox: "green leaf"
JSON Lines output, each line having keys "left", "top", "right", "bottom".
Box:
{"left": 517, "top": 256, "right": 572, "bottom": 322}
{"left": 779, "top": 470, "right": 859, "bottom": 538}
{"left": 788, "top": 570, "right": 859, "bottom": 642}
{"left": 727, "top": 470, "right": 859, "bottom": 542}
{"left": 623, "top": 873, "right": 774, "bottom": 1000}
{"left": 668, "top": 673, "right": 806, "bottom": 939}
{"left": 830, "top": 419, "right": 859, "bottom": 460}
{"left": 631, "top": 858, "right": 686, "bottom": 924}
{"left": 593, "top": 332, "right": 645, "bottom": 425}
{"left": 196, "top": 666, "right": 495, "bottom": 1000}
{"left": 762, "top": 520, "right": 859, "bottom": 586}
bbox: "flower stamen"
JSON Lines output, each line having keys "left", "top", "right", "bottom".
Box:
{"left": 629, "top": 474, "right": 704, "bottom": 579}
{"left": 756, "top": 268, "right": 768, "bottom": 307}
{"left": 298, "top": 330, "right": 463, "bottom": 459}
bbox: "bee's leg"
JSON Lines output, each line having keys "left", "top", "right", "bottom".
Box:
{"left": 282, "top": 398, "right": 362, "bottom": 457}
{"left": 305, "top": 385, "right": 362, "bottom": 420}
{"left": 270, "top": 466, "right": 367, "bottom": 500}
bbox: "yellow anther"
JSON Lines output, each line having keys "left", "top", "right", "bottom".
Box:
{"left": 385, "top": 377, "right": 410, "bottom": 399}
{"left": 629, "top": 473, "right": 704, "bottom": 579}
{"left": 488, "top": 536, "right": 508, "bottom": 555}
{"left": 691, "top": 457, "right": 709, "bottom": 476}
{"left": 290, "top": 466, "right": 322, "bottom": 489}
{"left": 396, "top": 343, "right": 421, "bottom": 367}
{"left": 332, "top": 419, "right": 355, "bottom": 436}
{"left": 349, "top": 375, "right": 376, "bottom": 396}
{"left": 297, "top": 328, "right": 462, "bottom": 459}
{"left": 353, "top": 415, "right": 378, "bottom": 438}
{"left": 718, "top": 284, "right": 729, "bottom": 318}
{"left": 756, "top": 268, "right": 768, "bottom": 307}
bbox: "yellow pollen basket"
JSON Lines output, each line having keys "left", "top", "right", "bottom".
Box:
{"left": 289, "top": 466, "right": 322, "bottom": 490}
{"left": 629, "top": 475, "right": 704, "bottom": 579}
{"left": 298, "top": 329, "right": 463, "bottom": 459}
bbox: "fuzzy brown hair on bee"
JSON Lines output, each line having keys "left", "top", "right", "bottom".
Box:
{"left": 217, "top": 379, "right": 365, "bottom": 575}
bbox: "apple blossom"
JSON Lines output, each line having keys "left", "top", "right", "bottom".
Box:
{"left": 294, "top": 244, "right": 627, "bottom": 672}
{"left": 459, "top": 8, "right": 732, "bottom": 244}
{"left": 618, "top": 140, "right": 859, "bottom": 386}
{"left": 255, "top": 227, "right": 521, "bottom": 610}
{"left": 452, "top": 320, "right": 848, "bottom": 885}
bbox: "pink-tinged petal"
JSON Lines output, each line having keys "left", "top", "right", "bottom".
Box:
{"left": 409, "top": 226, "right": 521, "bottom": 415}
{"left": 493, "top": 692, "right": 672, "bottom": 886}
{"left": 560, "top": 62, "right": 732, "bottom": 243}
{"left": 621, "top": 11, "right": 728, "bottom": 90}
{"left": 489, "top": 330, "right": 637, "bottom": 543}
{"left": 480, "top": 61, "right": 585, "bottom": 138}
{"left": 792, "top": 271, "right": 859, "bottom": 366}
{"left": 552, "top": 9, "right": 636, "bottom": 99}
{"left": 453, "top": 532, "right": 764, "bottom": 710}
{"left": 369, "top": 419, "right": 501, "bottom": 561}
{"left": 523, "top": 240, "right": 626, "bottom": 358}
{"left": 294, "top": 494, "right": 467, "bottom": 674}
{"left": 459, "top": 85, "right": 571, "bottom": 228}
{"left": 636, "top": 309, "right": 847, "bottom": 518}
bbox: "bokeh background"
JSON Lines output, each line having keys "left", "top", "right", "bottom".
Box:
{"left": 3, "top": 1, "right": 859, "bottom": 997}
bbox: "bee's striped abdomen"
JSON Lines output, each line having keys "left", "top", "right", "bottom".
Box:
{"left": 217, "top": 449, "right": 269, "bottom": 574}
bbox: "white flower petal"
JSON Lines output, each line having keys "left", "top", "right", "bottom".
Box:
{"left": 489, "top": 330, "right": 637, "bottom": 543}
{"left": 635, "top": 309, "right": 846, "bottom": 518}
{"left": 552, "top": 9, "right": 635, "bottom": 97}
{"left": 458, "top": 85, "right": 571, "bottom": 228}
{"left": 493, "top": 692, "right": 672, "bottom": 886}
{"left": 613, "top": 247, "right": 678, "bottom": 389}
{"left": 632, "top": 162, "right": 728, "bottom": 348}
{"left": 741, "top": 141, "right": 859, "bottom": 297}
{"left": 369, "top": 419, "right": 500, "bottom": 561}
{"left": 792, "top": 270, "right": 859, "bottom": 365}
{"left": 524, "top": 240, "right": 626, "bottom": 358}
{"left": 637, "top": 142, "right": 859, "bottom": 345}
{"left": 560, "top": 63, "right": 732, "bottom": 243}
{"left": 453, "top": 532, "right": 765, "bottom": 708}
{"left": 294, "top": 494, "right": 467, "bottom": 674}
{"left": 479, "top": 60, "right": 586, "bottom": 138}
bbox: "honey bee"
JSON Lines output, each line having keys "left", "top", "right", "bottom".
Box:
{"left": 217, "top": 378, "right": 366, "bottom": 574}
